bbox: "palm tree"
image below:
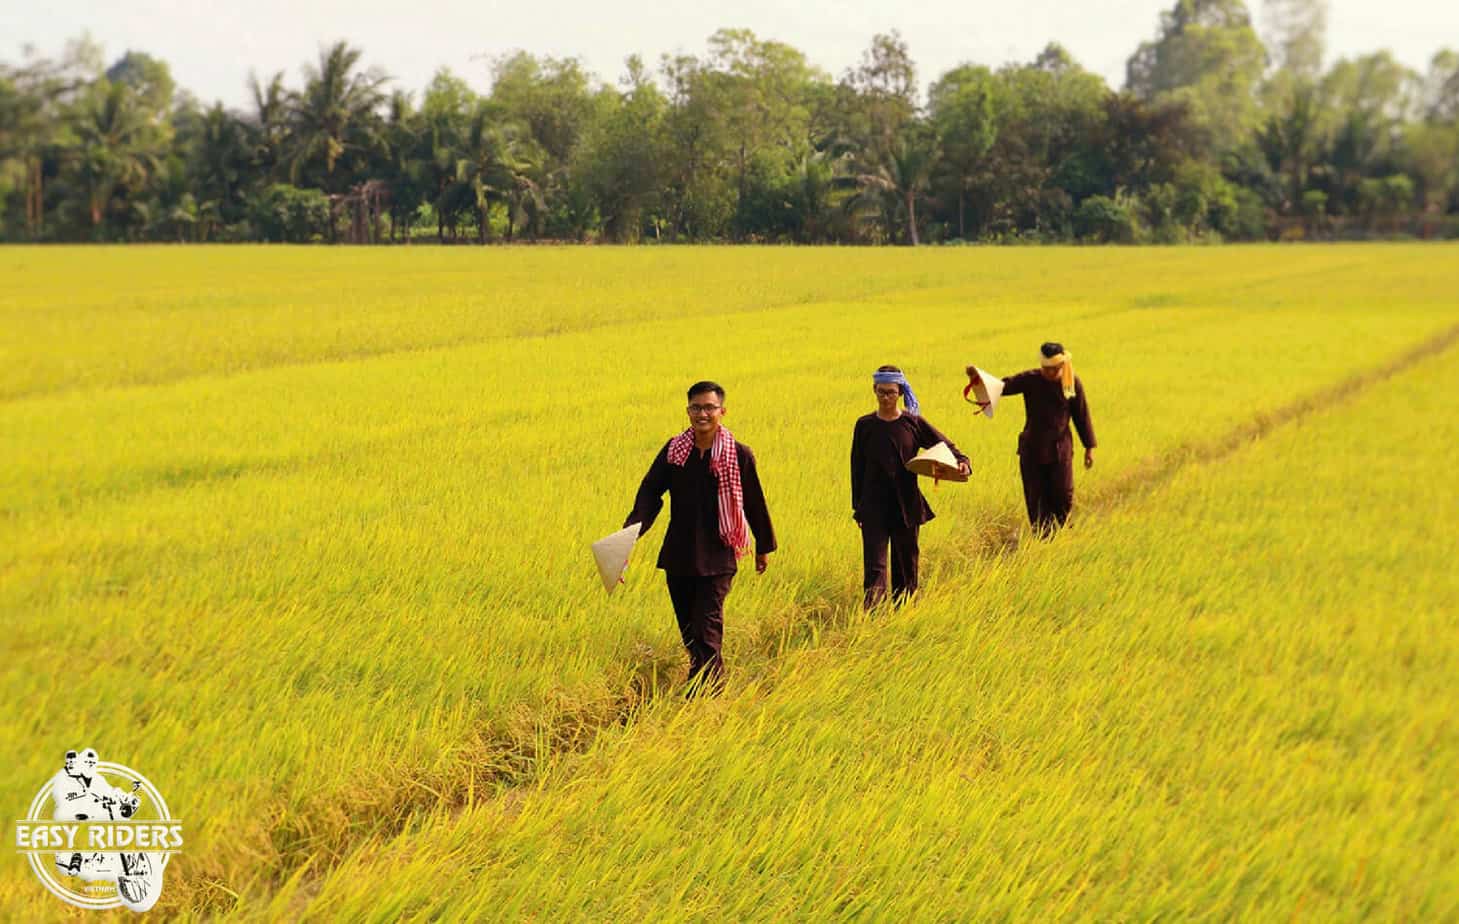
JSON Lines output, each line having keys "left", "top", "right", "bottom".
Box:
{"left": 380, "top": 90, "right": 426, "bottom": 241}
{"left": 852, "top": 129, "right": 940, "bottom": 244}
{"left": 455, "top": 107, "right": 541, "bottom": 243}
{"left": 0, "top": 72, "right": 51, "bottom": 236}
{"left": 286, "top": 42, "right": 388, "bottom": 194}
{"left": 1258, "top": 83, "right": 1325, "bottom": 215}
{"left": 788, "top": 149, "right": 851, "bottom": 242}
{"left": 4, "top": 52, "right": 92, "bottom": 237}
{"left": 190, "top": 103, "right": 252, "bottom": 224}
{"left": 247, "top": 71, "right": 289, "bottom": 181}
{"left": 501, "top": 138, "right": 547, "bottom": 241}
{"left": 416, "top": 81, "right": 471, "bottom": 242}
{"left": 71, "top": 79, "right": 164, "bottom": 234}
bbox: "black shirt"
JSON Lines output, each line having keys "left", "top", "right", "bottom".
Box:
{"left": 850, "top": 413, "right": 969, "bottom": 529}
{"left": 625, "top": 438, "right": 777, "bottom": 576}
{"left": 1000, "top": 371, "right": 1096, "bottom": 464}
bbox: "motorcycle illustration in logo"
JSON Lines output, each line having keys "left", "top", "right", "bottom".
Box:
{"left": 14, "top": 749, "right": 183, "bottom": 912}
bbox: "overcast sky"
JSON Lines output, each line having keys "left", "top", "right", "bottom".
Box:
{"left": 4, "top": 0, "right": 1456, "bottom": 107}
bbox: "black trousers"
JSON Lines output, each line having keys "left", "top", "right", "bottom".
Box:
{"left": 1020, "top": 455, "right": 1075, "bottom": 536}
{"left": 665, "top": 573, "right": 734, "bottom": 695}
{"left": 860, "top": 520, "right": 921, "bottom": 609}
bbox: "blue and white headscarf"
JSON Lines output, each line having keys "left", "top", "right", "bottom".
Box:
{"left": 872, "top": 370, "right": 920, "bottom": 416}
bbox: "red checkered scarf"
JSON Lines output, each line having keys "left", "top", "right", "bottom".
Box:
{"left": 667, "top": 425, "right": 750, "bottom": 558}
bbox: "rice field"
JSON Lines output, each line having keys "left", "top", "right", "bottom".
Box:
{"left": 2, "top": 244, "right": 1456, "bottom": 920}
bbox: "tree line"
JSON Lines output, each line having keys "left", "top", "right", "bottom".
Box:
{"left": 2, "top": 0, "right": 1457, "bottom": 245}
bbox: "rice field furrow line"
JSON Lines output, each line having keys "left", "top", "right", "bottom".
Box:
{"left": 1084, "top": 319, "right": 1459, "bottom": 518}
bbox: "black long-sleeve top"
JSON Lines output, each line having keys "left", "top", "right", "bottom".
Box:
{"left": 624, "top": 438, "right": 776, "bottom": 576}
{"left": 850, "top": 413, "right": 969, "bottom": 529}
{"left": 1000, "top": 371, "right": 1097, "bottom": 464}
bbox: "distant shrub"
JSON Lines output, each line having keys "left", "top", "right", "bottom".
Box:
{"left": 247, "top": 185, "right": 332, "bottom": 243}
{"left": 1074, "top": 196, "right": 1136, "bottom": 243}
{"left": 1229, "top": 188, "right": 1270, "bottom": 241}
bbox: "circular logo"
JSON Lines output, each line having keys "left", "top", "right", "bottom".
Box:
{"left": 14, "top": 750, "right": 182, "bottom": 913}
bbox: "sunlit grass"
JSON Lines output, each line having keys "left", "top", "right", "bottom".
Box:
{"left": 1, "top": 244, "right": 1455, "bottom": 918}
{"left": 280, "top": 344, "right": 1459, "bottom": 922}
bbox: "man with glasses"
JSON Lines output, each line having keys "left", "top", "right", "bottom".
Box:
{"left": 851, "top": 365, "right": 969, "bottom": 609}
{"left": 624, "top": 381, "right": 776, "bottom": 696}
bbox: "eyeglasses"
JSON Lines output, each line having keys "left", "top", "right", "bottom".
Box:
{"left": 874, "top": 388, "right": 901, "bottom": 398}
{"left": 687, "top": 404, "right": 723, "bottom": 416}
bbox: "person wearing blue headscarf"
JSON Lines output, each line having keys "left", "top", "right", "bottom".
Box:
{"left": 850, "top": 365, "right": 969, "bottom": 609}
{"left": 872, "top": 368, "right": 920, "bottom": 416}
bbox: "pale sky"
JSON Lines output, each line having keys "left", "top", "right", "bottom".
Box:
{"left": 3, "top": 0, "right": 1456, "bottom": 107}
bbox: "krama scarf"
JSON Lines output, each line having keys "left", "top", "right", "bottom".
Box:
{"left": 1041, "top": 350, "right": 1076, "bottom": 399}
{"left": 667, "top": 425, "right": 750, "bottom": 558}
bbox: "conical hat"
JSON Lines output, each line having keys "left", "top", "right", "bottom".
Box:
{"left": 592, "top": 523, "right": 642, "bottom": 593}
{"left": 967, "top": 366, "right": 1003, "bottom": 418}
{"left": 906, "top": 442, "right": 968, "bottom": 483}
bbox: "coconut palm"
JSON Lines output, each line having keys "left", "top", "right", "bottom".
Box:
{"left": 247, "top": 70, "right": 289, "bottom": 180}
{"left": 852, "top": 128, "right": 940, "bottom": 244}
{"left": 286, "top": 42, "right": 388, "bottom": 193}
{"left": 788, "top": 149, "right": 852, "bottom": 242}
{"left": 455, "top": 107, "right": 542, "bottom": 243}
{"left": 1258, "top": 83, "right": 1325, "bottom": 214}
{"left": 380, "top": 90, "right": 427, "bottom": 241}
{"left": 71, "top": 79, "right": 165, "bottom": 233}
{"left": 189, "top": 103, "right": 252, "bottom": 224}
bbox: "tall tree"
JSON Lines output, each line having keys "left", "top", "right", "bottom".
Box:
{"left": 246, "top": 70, "right": 289, "bottom": 182}
{"left": 706, "top": 30, "right": 821, "bottom": 236}
{"left": 489, "top": 52, "right": 597, "bottom": 239}
{"left": 104, "top": 51, "right": 175, "bottom": 120}
{"left": 69, "top": 76, "right": 168, "bottom": 233}
{"left": 853, "top": 123, "right": 939, "bottom": 244}
{"left": 1257, "top": 82, "right": 1325, "bottom": 212}
{"left": 1126, "top": 0, "right": 1267, "bottom": 148}
{"left": 978, "top": 45, "right": 1108, "bottom": 238}
{"left": 1402, "top": 121, "right": 1459, "bottom": 216}
{"left": 659, "top": 52, "right": 736, "bottom": 239}
{"left": 287, "top": 41, "right": 388, "bottom": 194}
{"left": 1421, "top": 49, "right": 1459, "bottom": 123}
{"left": 489, "top": 52, "right": 595, "bottom": 166}
{"left": 1263, "top": 0, "right": 1328, "bottom": 82}
{"left": 379, "top": 90, "right": 425, "bottom": 240}
{"left": 583, "top": 56, "right": 666, "bottom": 242}
{"left": 418, "top": 69, "right": 474, "bottom": 241}
{"left": 183, "top": 102, "right": 253, "bottom": 229}
{"left": 929, "top": 64, "right": 998, "bottom": 239}
{"left": 848, "top": 31, "right": 918, "bottom": 147}
{"left": 454, "top": 103, "right": 542, "bottom": 242}
{"left": 0, "top": 38, "right": 99, "bottom": 237}
{"left": 1319, "top": 52, "right": 1417, "bottom": 214}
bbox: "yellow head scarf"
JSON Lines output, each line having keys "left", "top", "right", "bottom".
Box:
{"left": 1041, "top": 350, "right": 1075, "bottom": 399}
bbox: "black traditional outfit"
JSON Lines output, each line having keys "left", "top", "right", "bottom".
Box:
{"left": 850, "top": 412, "right": 968, "bottom": 608}
{"left": 1001, "top": 348, "right": 1096, "bottom": 535}
{"left": 626, "top": 428, "right": 775, "bottom": 692}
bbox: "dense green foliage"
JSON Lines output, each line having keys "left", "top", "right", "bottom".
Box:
{"left": 3, "top": 2, "right": 1458, "bottom": 244}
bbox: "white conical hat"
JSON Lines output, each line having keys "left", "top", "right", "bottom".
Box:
{"left": 906, "top": 442, "right": 968, "bottom": 482}
{"left": 967, "top": 366, "right": 1003, "bottom": 418}
{"left": 592, "top": 523, "right": 642, "bottom": 593}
